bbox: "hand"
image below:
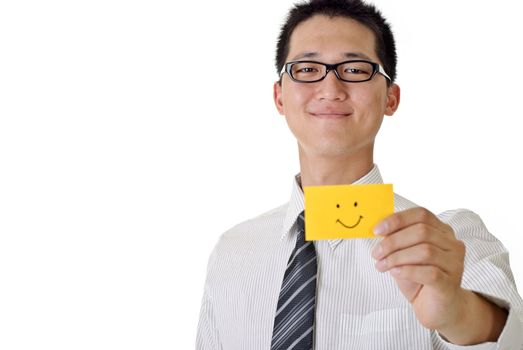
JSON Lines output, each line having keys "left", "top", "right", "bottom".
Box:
{"left": 371, "top": 207, "right": 466, "bottom": 331}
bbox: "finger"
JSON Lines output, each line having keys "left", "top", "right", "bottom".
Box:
{"left": 375, "top": 243, "right": 458, "bottom": 275}
{"left": 374, "top": 207, "right": 447, "bottom": 237}
{"left": 390, "top": 265, "right": 453, "bottom": 288}
{"left": 372, "top": 222, "right": 453, "bottom": 260}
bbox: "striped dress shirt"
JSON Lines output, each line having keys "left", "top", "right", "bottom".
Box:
{"left": 196, "top": 165, "right": 523, "bottom": 349}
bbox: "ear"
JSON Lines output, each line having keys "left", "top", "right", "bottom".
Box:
{"left": 273, "top": 81, "right": 285, "bottom": 116}
{"left": 385, "top": 83, "right": 400, "bottom": 116}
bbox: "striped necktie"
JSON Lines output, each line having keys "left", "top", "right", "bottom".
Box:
{"left": 271, "top": 211, "right": 317, "bottom": 350}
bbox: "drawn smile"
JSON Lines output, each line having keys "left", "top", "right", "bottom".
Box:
{"left": 336, "top": 215, "right": 363, "bottom": 229}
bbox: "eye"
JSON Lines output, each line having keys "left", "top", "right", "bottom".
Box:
{"left": 340, "top": 62, "right": 374, "bottom": 77}
{"left": 336, "top": 204, "right": 340, "bottom": 208}
{"left": 291, "top": 62, "right": 323, "bottom": 77}
{"left": 345, "top": 68, "right": 368, "bottom": 75}
{"left": 296, "top": 67, "right": 318, "bottom": 73}
{"left": 354, "top": 202, "right": 358, "bottom": 207}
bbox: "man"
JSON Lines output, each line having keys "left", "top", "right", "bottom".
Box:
{"left": 196, "top": 0, "right": 523, "bottom": 349}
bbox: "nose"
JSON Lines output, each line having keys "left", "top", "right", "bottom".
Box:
{"left": 315, "top": 69, "right": 349, "bottom": 101}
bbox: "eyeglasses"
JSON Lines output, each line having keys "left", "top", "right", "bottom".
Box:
{"left": 280, "top": 60, "right": 391, "bottom": 83}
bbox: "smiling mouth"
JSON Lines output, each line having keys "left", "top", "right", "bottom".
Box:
{"left": 336, "top": 215, "right": 363, "bottom": 229}
{"left": 310, "top": 112, "right": 351, "bottom": 119}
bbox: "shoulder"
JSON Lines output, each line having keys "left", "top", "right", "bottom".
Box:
{"left": 222, "top": 203, "right": 287, "bottom": 240}
{"left": 437, "top": 208, "right": 483, "bottom": 225}
{"left": 394, "top": 193, "right": 496, "bottom": 241}
{"left": 211, "top": 203, "right": 288, "bottom": 254}
{"left": 205, "top": 203, "right": 288, "bottom": 276}
{"left": 437, "top": 208, "right": 500, "bottom": 241}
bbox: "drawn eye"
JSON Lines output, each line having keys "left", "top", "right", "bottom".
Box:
{"left": 336, "top": 204, "right": 340, "bottom": 208}
{"left": 354, "top": 202, "right": 358, "bottom": 207}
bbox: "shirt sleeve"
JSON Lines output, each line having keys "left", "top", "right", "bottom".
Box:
{"left": 196, "top": 246, "right": 222, "bottom": 350}
{"left": 431, "top": 209, "right": 523, "bottom": 349}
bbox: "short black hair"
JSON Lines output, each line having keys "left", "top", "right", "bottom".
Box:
{"left": 275, "top": 0, "right": 397, "bottom": 84}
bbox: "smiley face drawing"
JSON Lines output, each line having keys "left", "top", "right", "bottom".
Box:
{"left": 303, "top": 183, "right": 394, "bottom": 240}
{"left": 335, "top": 202, "right": 363, "bottom": 229}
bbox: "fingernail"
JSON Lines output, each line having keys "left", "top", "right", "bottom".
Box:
{"left": 373, "top": 245, "right": 383, "bottom": 260}
{"left": 376, "top": 259, "right": 387, "bottom": 271}
{"left": 374, "top": 223, "right": 387, "bottom": 235}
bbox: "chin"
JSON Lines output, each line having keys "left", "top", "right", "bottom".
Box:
{"left": 308, "top": 142, "right": 359, "bottom": 157}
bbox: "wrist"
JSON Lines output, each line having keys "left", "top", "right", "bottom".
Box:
{"left": 437, "top": 289, "right": 508, "bottom": 345}
{"left": 436, "top": 289, "right": 472, "bottom": 344}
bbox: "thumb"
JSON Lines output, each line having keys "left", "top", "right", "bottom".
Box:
{"left": 393, "top": 276, "right": 422, "bottom": 303}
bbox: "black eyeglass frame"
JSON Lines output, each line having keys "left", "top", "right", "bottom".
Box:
{"left": 280, "top": 59, "right": 391, "bottom": 83}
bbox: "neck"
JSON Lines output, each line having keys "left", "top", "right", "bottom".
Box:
{"left": 298, "top": 146, "right": 374, "bottom": 187}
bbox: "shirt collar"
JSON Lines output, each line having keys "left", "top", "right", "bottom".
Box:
{"left": 281, "top": 164, "right": 384, "bottom": 250}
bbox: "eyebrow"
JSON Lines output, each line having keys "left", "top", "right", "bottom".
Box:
{"left": 290, "top": 51, "right": 373, "bottom": 61}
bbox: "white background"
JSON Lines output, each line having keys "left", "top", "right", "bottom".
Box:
{"left": 1, "top": 0, "right": 522, "bottom": 349}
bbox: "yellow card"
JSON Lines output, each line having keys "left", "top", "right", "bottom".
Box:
{"left": 303, "top": 184, "right": 394, "bottom": 240}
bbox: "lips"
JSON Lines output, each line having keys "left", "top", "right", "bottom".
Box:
{"left": 311, "top": 112, "right": 350, "bottom": 117}
{"left": 310, "top": 112, "right": 351, "bottom": 119}
{"left": 309, "top": 108, "right": 353, "bottom": 119}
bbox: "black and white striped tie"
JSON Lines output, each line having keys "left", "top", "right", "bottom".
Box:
{"left": 271, "top": 211, "right": 317, "bottom": 350}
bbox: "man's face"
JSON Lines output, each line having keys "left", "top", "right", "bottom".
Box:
{"left": 274, "top": 15, "right": 400, "bottom": 159}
